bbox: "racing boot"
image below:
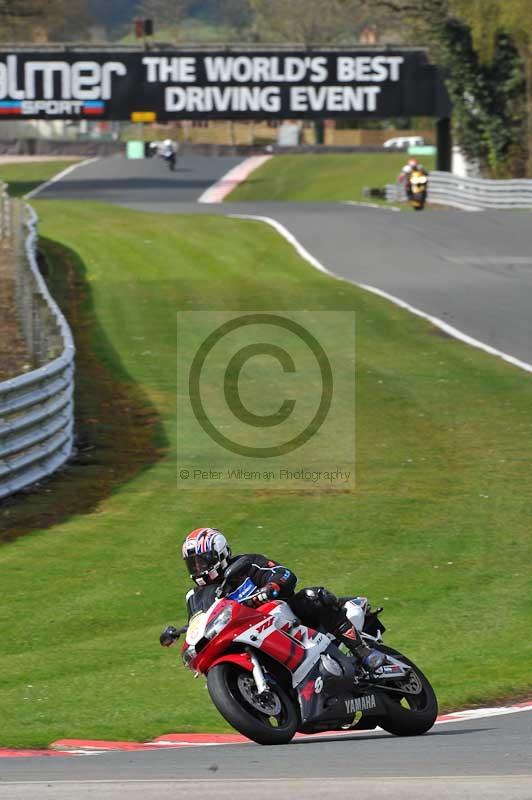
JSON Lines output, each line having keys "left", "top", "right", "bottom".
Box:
{"left": 336, "top": 620, "right": 386, "bottom": 673}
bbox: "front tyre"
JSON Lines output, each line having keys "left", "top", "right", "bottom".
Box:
{"left": 377, "top": 644, "right": 438, "bottom": 736}
{"left": 207, "top": 662, "right": 298, "bottom": 745}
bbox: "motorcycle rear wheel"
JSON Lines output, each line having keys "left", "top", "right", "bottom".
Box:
{"left": 207, "top": 662, "right": 298, "bottom": 745}
{"left": 376, "top": 644, "right": 438, "bottom": 736}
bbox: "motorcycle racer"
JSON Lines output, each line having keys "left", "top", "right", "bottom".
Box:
{"left": 173, "top": 527, "right": 385, "bottom": 673}
{"left": 398, "top": 157, "right": 428, "bottom": 199}
{"left": 149, "top": 138, "right": 178, "bottom": 170}
{"left": 398, "top": 156, "right": 426, "bottom": 181}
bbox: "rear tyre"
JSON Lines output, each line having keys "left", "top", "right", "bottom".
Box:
{"left": 207, "top": 662, "right": 298, "bottom": 745}
{"left": 376, "top": 644, "right": 438, "bottom": 736}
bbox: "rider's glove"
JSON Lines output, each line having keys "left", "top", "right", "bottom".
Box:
{"left": 159, "top": 625, "right": 180, "bottom": 647}
{"left": 247, "top": 582, "right": 280, "bottom": 608}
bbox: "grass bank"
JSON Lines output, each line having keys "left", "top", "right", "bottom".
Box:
{"left": 0, "top": 199, "right": 530, "bottom": 748}
{"left": 226, "top": 153, "right": 435, "bottom": 203}
{"left": 0, "top": 160, "right": 81, "bottom": 197}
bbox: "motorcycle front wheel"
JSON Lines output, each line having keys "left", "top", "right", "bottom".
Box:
{"left": 376, "top": 644, "right": 438, "bottom": 736}
{"left": 207, "top": 662, "right": 298, "bottom": 745}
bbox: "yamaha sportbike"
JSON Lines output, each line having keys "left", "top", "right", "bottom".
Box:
{"left": 162, "top": 557, "right": 438, "bottom": 745}
{"left": 162, "top": 150, "right": 177, "bottom": 171}
{"left": 407, "top": 170, "right": 428, "bottom": 210}
{"left": 149, "top": 141, "right": 177, "bottom": 171}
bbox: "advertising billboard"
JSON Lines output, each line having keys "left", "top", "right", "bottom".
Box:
{"left": 0, "top": 50, "right": 451, "bottom": 120}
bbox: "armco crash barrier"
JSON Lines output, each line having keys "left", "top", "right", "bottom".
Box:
{"left": 0, "top": 203, "right": 75, "bottom": 501}
{"left": 386, "top": 171, "right": 532, "bottom": 210}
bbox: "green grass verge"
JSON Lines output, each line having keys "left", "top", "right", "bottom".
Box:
{"left": 225, "top": 153, "right": 436, "bottom": 203}
{"left": 0, "top": 160, "right": 81, "bottom": 198}
{"left": 0, "top": 199, "right": 530, "bottom": 748}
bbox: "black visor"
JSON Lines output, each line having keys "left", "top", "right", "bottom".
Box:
{"left": 185, "top": 552, "right": 218, "bottom": 578}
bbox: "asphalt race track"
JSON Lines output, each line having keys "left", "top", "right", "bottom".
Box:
{"left": 1, "top": 711, "right": 531, "bottom": 799}
{"left": 8, "top": 154, "right": 530, "bottom": 798}
{"left": 37, "top": 153, "right": 245, "bottom": 205}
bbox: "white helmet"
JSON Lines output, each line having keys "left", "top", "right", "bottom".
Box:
{"left": 182, "top": 527, "right": 231, "bottom": 586}
{"left": 163, "top": 139, "right": 172, "bottom": 146}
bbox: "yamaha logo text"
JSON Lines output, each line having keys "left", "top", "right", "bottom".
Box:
{"left": 345, "top": 694, "right": 377, "bottom": 714}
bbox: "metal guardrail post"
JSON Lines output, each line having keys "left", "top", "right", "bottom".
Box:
{"left": 386, "top": 173, "right": 532, "bottom": 210}
{"left": 0, "top": 195, "right": 75, "bottom": 501}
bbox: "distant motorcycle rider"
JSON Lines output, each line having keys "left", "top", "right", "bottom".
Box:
{"left": 398, "top": 157, "right": 428, "bottom": 199}
{"left": 161, "top": 527, "right": 385, "bottom": 673}
{"left": 150, "top": 138, "right": 178, "bottom": 170}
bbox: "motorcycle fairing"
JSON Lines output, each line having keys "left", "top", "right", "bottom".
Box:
{"left": 295, "top": 645, "right": 387, "bottom": 727}
{"left": 234, "top": 613, "right": 331, "bottom": 687}
{"left": 295, "top": 672, "right": 387, "bottom": 728}
{"left": 209, "top": 652, "right": 254, "bottom": 673}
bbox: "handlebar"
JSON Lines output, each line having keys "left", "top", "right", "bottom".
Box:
{"left": 215, "top": 581, "right": 227, "bottom": 599}
{"left": 241, "top": 591, "right": 265, "bottom": 607}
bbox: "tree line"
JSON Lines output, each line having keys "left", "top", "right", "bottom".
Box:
{"left": 0, "top": 0, "right": 386, "bottom": 45}
{"left": 366, "top": 0, "right": 531, "bottom": 177}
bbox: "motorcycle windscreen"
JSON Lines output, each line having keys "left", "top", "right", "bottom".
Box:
{"left": 227, "top": 577, "right": 258, "bottom": 602}
{"left": 188, "top": 584, "right": 219, "bottom": 615}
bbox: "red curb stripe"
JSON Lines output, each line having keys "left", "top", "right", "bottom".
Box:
{"left": 197, "top": 155, "right": 272, "bottom": 203}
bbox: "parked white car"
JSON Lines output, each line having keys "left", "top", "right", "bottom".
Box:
{"left": 383, "top": 135, "right": 425, "bottom": 149}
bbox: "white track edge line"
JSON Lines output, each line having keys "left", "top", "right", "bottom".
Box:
{"left": 343, "top": 201, "right": 401, "bottom": 212}
{"left": 25, "top": 157, "right": 100, "bottom": 199}
{"left": 4, "top": 775, "right": 532, "bottom": 785}
{"left": 229, "top": 213, "right": 532, "bottom": 375}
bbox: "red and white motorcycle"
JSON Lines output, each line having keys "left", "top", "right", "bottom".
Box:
{"left": 162, "top": 557, "right": 437, "bottom": 745}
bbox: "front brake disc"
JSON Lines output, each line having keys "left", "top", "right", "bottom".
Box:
{"left": 237, "top": 674, "right": 282, "bottom": 715}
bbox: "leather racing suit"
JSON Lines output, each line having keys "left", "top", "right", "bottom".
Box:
{"left": 185, "top": 553, "right": 377, "bottom": 664}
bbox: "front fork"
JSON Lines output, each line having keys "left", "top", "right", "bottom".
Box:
{"left": 247, "top": 648, "right": 269, "bottom": 694}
